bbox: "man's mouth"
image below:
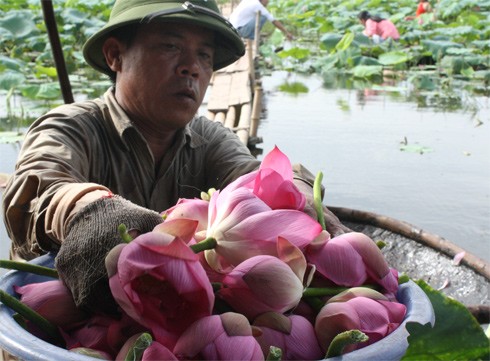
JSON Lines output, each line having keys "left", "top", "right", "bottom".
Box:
{"left": 176, "top": 88, "right": 197, "bottom": 101}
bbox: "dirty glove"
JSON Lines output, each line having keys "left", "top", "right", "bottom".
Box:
{"left": 55, "top": 195, "right": 163, "bottom": 314}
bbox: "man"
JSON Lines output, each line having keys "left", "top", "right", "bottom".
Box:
{"left": 2, "top": 0, "right": 347, "bottom": 313}
{"left": 229, "top": 0, "right": 294, "bottom": 40}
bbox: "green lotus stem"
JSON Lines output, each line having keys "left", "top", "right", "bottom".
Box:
{"left": 0, "top": 289, "right": 65, "bottom": 347}
{"left": 302, "top": 296, "right": 325, "bottom": 313}
{"left": 325, "top": 330, "right": 369, "bottom": 358}
{"left": 190, "top": 237, "right": 217, "bottom": 253}
{"left": 211, "top": 282, "right": 223, "bottom": 292}
{"left": 124, "top": 332, "right": 153, "bottom": 361}
{"left": 303, "top": 285, "right": 377, "bottom": 297}
{"left": 398, "top": 274, "right": 410, "bottom": 284}
{"left": 303, "top": 286, "right": 351, "bottom": 297}
{"left": 266, "top": 346, "right": 282, "bottom": 360}
{"left": 376, "top": 240, "right": 386, "bottom": 249}
{"left": 313, "top": 172, "right": 326, "bottom": 230}
{"left": 0, "top": 260, "right": 58, "bottom": 279}
{"left": 119, "top": 223, "right": 133, "bottom": 243}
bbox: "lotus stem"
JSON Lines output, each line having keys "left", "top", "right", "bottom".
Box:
{"left": 303, "top": 285, "right": 377, "bottom": 297}
{"left": 0, "top": 260, "right": 58, "bottom": 279}
{"left": 325, "top": 330, "right": 368, "bottom": 358}
{"left": 123, "top": 332, "right": 153, "bottom": 361}
{"left": 313, "top": 172, "right": 326, "bottom": 230}
{"left": 118, "top": 223, "right": 133, "bottom": 243}
{"left": 190, "top": 237, "right": 217, "bottom": 253}
{"left": 266, "top": 346, "right": 282, "bottom": 360}
{"left": 0, "top": 289, "right": 65, "bottom": 347}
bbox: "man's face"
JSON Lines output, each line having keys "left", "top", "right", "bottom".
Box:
{"left": 112, "top": 22, "right": 215, "bottom": 131}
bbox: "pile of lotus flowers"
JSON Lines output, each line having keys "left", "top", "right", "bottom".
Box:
{"left": 6, "top": 146, "right": 406, "bottom": 361}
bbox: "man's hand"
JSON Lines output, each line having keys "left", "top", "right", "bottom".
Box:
{"left": 55, "top": 195, "right": 163, "bottom": 314}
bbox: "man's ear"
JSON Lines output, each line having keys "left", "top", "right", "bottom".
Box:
{"left": 102, "top": 37, "right": 123, "bottom": 72}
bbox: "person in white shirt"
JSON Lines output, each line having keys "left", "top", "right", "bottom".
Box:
{"left": 229, "top": 0, "right": 294, "bottom": 40}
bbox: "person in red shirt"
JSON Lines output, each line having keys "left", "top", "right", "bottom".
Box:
{"left": 416, "top": 0, "right": 432, "bottom": 17}
{"left": 406, "top": 0, "right": 434, "bottom": 21}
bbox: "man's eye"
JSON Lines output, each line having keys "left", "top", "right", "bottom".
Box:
{"left": 162, "top": 43, "right": 178, "bottom": 50}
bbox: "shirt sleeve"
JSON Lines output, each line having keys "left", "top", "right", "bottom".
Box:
{"left": 2, "top": 107, "right": 106, "bottom": 259}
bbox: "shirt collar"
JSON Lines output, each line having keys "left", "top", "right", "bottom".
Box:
{"left": 103, "top": 87, "right": 208, "bottom": 150}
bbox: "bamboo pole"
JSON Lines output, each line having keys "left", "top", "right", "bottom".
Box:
{"left": 224, "top": 106, "right": 237, "bottom": 129}
{"left": 214, "top": 111, "right": 226, "bottom": 124}
{"left": 329, "top": 206, "right": 490, "bottom": 280}
{"left": 249, "top": 81, "right": 262, "bottom": 138}
{"left": 236, "top": 103, "right": 251, "bottom": 145}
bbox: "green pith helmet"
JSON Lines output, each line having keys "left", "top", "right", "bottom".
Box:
{"left": 83, "top": 0, "right": 245, "bottom": 74}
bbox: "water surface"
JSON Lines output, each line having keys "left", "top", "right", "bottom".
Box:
{"left": 256, "top": 71, "right": 490, "bottom": 262}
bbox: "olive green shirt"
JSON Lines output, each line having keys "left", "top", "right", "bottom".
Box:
{"left": 2, "top": 88, "right": 262, "bottom": 259}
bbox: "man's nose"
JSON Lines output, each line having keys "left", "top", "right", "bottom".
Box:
{"left": 176, "top": 52, "right": 200, "bottom": 78}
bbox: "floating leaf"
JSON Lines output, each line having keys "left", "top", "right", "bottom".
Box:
{"left": 278, "top": 81, "right": 309, "bottom": 94}
{"left": 335, "top": 31, "right": 355, "bottom": 52}
{"left": 402, "top": 279, "right": 490, "bottom": 360}
{"left": 276, "top": 47, "right": 310, "bottom": 60}
{"left": 0, "top": 71, "right": 26, "bottom": 91}
{"left": 35, "top": 65, "right": 58, "bottom": 79}
{"left": 378, "top": 51, "right": 412, "bottom": 66}
{"left": 349, "top": 65, "right": 383, "bottom": 78}
{"left": 0, "top": 10, "right": 39, "bottom": 39}
{"left": 399, "top": 144, "right": 434, "bottom": 154}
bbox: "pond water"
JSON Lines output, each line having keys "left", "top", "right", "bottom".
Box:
{"left": 0, "top": 70, "right": 489, "bottom": 268}
{"left": 255, "top": 71, "right": 490, "bottom": 263}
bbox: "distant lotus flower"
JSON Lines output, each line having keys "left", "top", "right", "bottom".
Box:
{"left": 106, "top": 220, "right": 215, "bottom": 349}
{"left": 305, "top": 231, "right": 399, "bottom": 293}
{"left": 14, "top": 280, "right": 87, "bottom": 330}
{"left": 173, "top": 312, "right": 264, "bottom": 361}
{"left": 315, "top": 288, "right": 406, "bottom": 354}
{"left": 253, "top": 312, "right": 323, "bottom": 361}
{"left": 217, "top": 255, "right": 304, "bottom": 320}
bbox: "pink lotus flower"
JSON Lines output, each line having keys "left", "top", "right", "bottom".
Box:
{"left": 64, "top": 312, "right": 145, "bottom": 358}
{"left": 173, "top": 312, "right": 264, "bottom": 360}
{"left": 115, "top": 333, "right": 178, "bottom": 361}
{"left": 225, "top": 146, "right": 306, "bottom": 211}
{"left": 217, "top": 255, "right": 304, "bottom": 320}
{"left": 161, "top": 198, "right": 209, "bottom": 234}
{"left": 106, "top": 220, "right": 214, "bottom": 349}
{"left": 315, "top": 288, "right": 407, "bottom": 354}
{"left": 253, "top": 312, "right": 323, "bottom": 360}
{"left": 14, "top": 280, "right": 88, "bottom": 330}
{"left": 305, "top": 231, "right": 399, "bottom": 293}
{"left": 142, "top": 341, "right": 178, "bottom": 360}
{"left": 204, "top": 189, "right": 322, "bottom": 272}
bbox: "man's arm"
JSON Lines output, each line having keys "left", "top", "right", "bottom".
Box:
{"left": 272, "top": 20, "right": 294, "bottom": 40}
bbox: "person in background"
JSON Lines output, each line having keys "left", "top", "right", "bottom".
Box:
{"left": 416, "top": 0, "right": 432, "bottom": 17}
{"left": 229, "top": 0, "right": 294, "bottom": 40}
{"left": 358, "top": 10, "right": 400, "bottom": 44}
{"left": 405, "top": 0, "right": 434, "bottom": 21}
{"left": 2, "top": 0, "right": 347, "bottom": 314}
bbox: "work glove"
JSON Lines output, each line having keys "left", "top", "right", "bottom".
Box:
{"left": 55, "top": 195, "right": 163, "bottom": 314}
